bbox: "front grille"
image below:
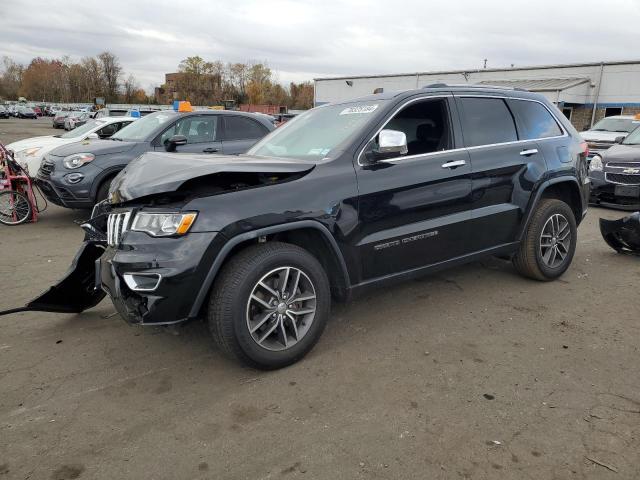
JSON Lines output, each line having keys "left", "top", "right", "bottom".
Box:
{"left": 107, "top": 211, "right": 132, "bottom": 247}
{"left": 605, "top": 173, "right": 640, "bottom": 185}
{"left": 39, "top": 160, "right": 54, "bottom": 177}
{"left": 607, "top": 161, "right": 640, "bottom": 168}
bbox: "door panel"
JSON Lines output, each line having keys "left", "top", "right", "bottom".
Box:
{"left": 466, "top": 141, "right": 543, "bottom": 250}
{"left": 355, "top": 150, "right": 472, "bottom": 280}
{"left": 455, "top": 95, "right": 547, "bottom": 252}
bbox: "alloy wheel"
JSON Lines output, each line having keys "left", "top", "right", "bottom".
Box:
{"left": 539, "top": 213, "right": 571, "bottom": 268}
{"left": 246, "top": 266, "right": 317, "bottom": 351}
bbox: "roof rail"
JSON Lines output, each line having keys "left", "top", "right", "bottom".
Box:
{"left": 422, "top": 83, "right": 528, "bottom": 92}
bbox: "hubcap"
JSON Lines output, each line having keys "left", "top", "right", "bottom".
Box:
{"left": 246, "top": 266, "right": 317, "bottom": 351}
{"left": 539, "top": 213, "right": 571, "bottom": 268}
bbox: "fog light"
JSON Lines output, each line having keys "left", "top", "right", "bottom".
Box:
{"left": 66, "top": 173, "right": 85, "bottom": 184}
{"left": 123, "top": 273, "right": 162, "bottom": 292}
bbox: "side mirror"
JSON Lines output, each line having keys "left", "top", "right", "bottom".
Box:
{"left": 374, "top": 129, "right": 408, "bottom": 158}
{"left": 615, "top": 135, "right": 625, "bottom": 144}
{"left": 86, "top": 133, "right": 99, "bottom": 140}
{"left": 165, "top": 135, "right": 188, "bottom": 152}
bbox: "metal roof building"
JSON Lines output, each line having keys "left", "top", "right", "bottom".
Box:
{"left": 314, "top": 60, "right": 640, "bottom": 129}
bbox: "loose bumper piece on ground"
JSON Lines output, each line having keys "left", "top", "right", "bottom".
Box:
{"left": 599, "top": 212, "right": 640, "bottom": 255}
{"left": 0, "top": 241, "right": 106, "bottom": 317}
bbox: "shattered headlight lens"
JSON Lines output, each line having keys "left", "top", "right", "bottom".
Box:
{"left": 589, "top": 155, "right": 603, "bottom": 172}
{"left": 131, "top": 212, "right": 197, "bottom": 237}
{"left": 63, "top": 152, "right": 95, "bottom": 169}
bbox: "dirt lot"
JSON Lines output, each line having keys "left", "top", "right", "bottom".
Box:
{"left": 1, "top": 117, "right": 639, "bottom": 480}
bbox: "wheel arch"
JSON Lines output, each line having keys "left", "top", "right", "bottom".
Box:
{"left": 90, "top": 166, "right": 124, "bottom": 202}
{"left": 189, "top": 221, "right": 351, "bottom": 319}
{"left": 518, "top": 177, "right": 584, "bottom": 241}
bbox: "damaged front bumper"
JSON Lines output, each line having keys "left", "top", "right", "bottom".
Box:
{"left": 1, "top": 224, "right": 222, "bottom": 324}
{"left": 600, "top": 212, "right": 640, "bottom": 255}
{"left": 97, "top": 230, "right": 220, "bottom": 325}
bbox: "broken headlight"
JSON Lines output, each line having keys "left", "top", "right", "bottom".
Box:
{"left": 131, "top": 212, "right": 197, "bottom": 237}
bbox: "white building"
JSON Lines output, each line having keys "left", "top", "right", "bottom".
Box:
{"left": 314, "top": 60, "right": 640, "bottom": 129}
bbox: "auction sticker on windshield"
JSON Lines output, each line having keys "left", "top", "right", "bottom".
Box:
{"left": 340, "top": 104, "right": 378, "bottom": 115}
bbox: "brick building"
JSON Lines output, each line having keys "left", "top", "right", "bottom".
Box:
{"left": 314, "top": 60, "right": 640, "bottom": 131}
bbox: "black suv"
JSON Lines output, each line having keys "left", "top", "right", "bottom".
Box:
{"left": 18, "top": 85, "right": 590, "bottom": 369}
{"left": 36, "top": 109, "right": 275, "bottom": 208}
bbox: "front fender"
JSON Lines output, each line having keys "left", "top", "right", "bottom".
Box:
{"left": 188, "top": 220, "right": 351, "bottom": 318}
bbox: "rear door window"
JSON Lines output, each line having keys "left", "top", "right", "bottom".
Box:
{"left": 459, "top": 97, "right": 518, "bottom": 147}
{"left": 224, "top": 116, "right": 268, "bottom": 140}
{"left": 508, "top": 99, "right": 563, "bottom": 140}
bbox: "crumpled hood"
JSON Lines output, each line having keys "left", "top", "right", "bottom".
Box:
{"left": 109, "top": 152, "right": 315, "bottom": 203}
{"left": 581, "top": 131, "right": 628, "bottom": 142}
{"left": 49, "top": 139, "right": 138, "bottom": 157}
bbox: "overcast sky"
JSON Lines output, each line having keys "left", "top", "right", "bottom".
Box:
{"left": 1, "top": 0, "right": 639, "bottom": 90}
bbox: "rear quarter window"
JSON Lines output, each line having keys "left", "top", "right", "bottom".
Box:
{"left": 224, "top": 116, "right": 268, "bottom": 140}
{"left": 508, "top": 99, "right": 563, "bottom": 140}
{"left": 459, "top": 97, "right": 518, "bottom": 147}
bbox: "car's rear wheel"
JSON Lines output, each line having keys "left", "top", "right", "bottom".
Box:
{"left": 513, "top": 198, "right": 577, "bottom": 281}
{"left": 208, "top": 242, "right": 330, "bottom": 369}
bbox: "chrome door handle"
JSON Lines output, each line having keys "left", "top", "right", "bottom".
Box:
{"left": 520, "top": 149, "right": 538, "bottom": 156}
{"left": 441, "top": 160, "right": 466, "bottom": 169}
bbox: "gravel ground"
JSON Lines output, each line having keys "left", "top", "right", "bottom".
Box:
{"left": 1, "top": 117, "right": 639, "bottom": 480}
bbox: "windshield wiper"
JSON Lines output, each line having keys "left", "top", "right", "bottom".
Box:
{"left": 110, "top": 137, "right": 123, "bottom": 141}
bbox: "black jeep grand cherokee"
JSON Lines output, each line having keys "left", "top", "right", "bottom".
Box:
{"left": 14, "top": 85, "right": 590, "bottom": 369}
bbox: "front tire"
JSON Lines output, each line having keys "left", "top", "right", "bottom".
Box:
{"left": 208, "top": 242, "right": 330, "bottom": 370}
{"left": 95, "top": 178, "right": 114, "bottom": 204}
{"left": 513, "top": 199, "right": 577, "bottom": 281}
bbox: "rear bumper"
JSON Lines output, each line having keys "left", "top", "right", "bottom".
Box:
{"left": 98, "top": 231, "right": 223, "bottom": 325}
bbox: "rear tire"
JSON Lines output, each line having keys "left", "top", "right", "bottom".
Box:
{"left": 208, "top": 242, "right": 330, "bottom": 370}
{"left": 513, "top": 199, "right": 577, "bottom": 281}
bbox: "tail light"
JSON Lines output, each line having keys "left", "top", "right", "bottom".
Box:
{"left": 580, "top": 141, "right": 589, "bottom": 158}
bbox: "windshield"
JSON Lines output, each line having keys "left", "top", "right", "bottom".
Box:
{"left": 111, "top": 111, "right": 175, "bottom": 141}
{"left": 248, "top": 101, "right": 387, "bottom": 160}
{"left": 622, "top": 126, "right": 640, "bottom": 145}
{"left": 591, "top": 117, "right": 640, "bottom": 133}
{"left": 60, "top": 119, "right": 105, "bottom": 139}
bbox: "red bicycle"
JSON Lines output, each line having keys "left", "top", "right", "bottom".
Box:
{"left": 0, "top": 142, "right": 41, "bottom": 225}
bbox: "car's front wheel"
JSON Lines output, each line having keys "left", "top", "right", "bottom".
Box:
{"left": 208, "top": 242, "right": 330, "bottom": 369}
{"left": 513, "top": 198, "right": 577, "bottom": 281}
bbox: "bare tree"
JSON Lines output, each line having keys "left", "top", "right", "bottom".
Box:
{"left": 98, "top": 51, "right": 122, "bottom": 102}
